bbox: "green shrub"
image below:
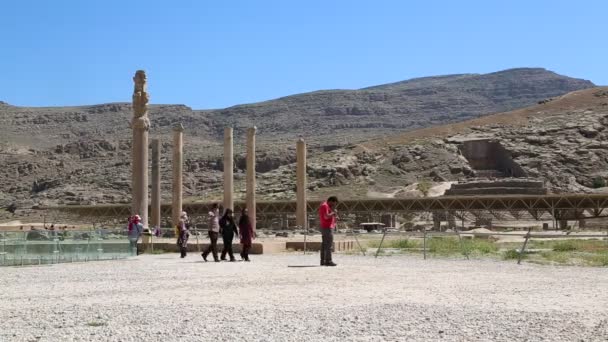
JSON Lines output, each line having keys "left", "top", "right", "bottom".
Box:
{"left": 416, "top": 180, "right": 432, "bottom": 197}
{"left": 367, "top": 239, "right": 419, "bottom": 249}
{"left": 428, "top": 237, "right": 461, "bottom": 254}
{"left": 503, "top": 249, "right": 521, "bottom": 260}
{"left": 592, "top": 177, "right": 606, "bottom": 189}
{"left": 553, "top": 241, "right": 578, "bottom": 252}
{"left": 540, "top": 251, "right": 570, "bottom": 264}
{"left": 468, "top": 239, "right": 499, "bottom": 254}
{"left": 587, "top": 253, "right": 608, "bottom": 266}
{"left": 429, "top": 237, "right": 498, "bottom": 255}
{"left": 390, "top": 239, "right": 419, "bottom": 249}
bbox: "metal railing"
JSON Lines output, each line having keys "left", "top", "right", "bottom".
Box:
{"left": 370, "top": 228, "right": 608, "bottom": 264}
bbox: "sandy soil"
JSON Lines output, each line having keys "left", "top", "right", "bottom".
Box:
{"left": 1, "top": 254, "right": 607, "bottom": 341}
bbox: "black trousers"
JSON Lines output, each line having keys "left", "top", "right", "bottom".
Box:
{"left": 203, "top": 231, "right": 219, "bottom": 261}
{"left": 241, "top": 241, "right": 252, "bottom": 261}
{"left": 221, "top": 234, "right": 235, "bottom": 260}
{"left": 320, "top": 228, "right": 334, "bottom": 264}
{"left": 180, "top": 246, "right": 187, "bottom": 258}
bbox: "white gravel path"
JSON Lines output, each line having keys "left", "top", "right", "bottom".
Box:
{"left": 1, "top": 254, "right": 607, "bottom": 341}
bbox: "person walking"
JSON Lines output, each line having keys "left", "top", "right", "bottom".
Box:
{"left": 319, "top": 196, "right": 339, "bottom": 266}
{"left": 128, "top": 215, "right": 144, "bottom": 256}
{"left": 238, "top": 208, "right": 255, "bottom": 262}
{"left": 202, "top": 203, "right": 220, "bottom": 262}
{"left": 219, "top": 209, "right": 239, "bottom": 261}
{"left": 177, "top": 211, "right": 190, "bottom": 258}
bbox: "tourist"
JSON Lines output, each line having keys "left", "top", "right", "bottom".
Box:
{"left": 219, "top": 208, "right": 239, "bottom": 261}
{"left": 319, "top": 196, "right": 339, "bottom": 266}
{"left": 128, "top": 215, "right": 144, "bottom": 256}
{"left": 238, "top": 208, "right": 254, "bottom": 262}
{"left": 177, "top": 211, "right": 190, "bottom": 258}
{"left": 202, "top": 203, "right": 220, "bottom": 262}
{"left": 49, "top": 224, "right": 57, "bottom": 240}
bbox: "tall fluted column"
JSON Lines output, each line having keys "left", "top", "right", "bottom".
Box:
{"left": 246, "top": 127, "right": 257, "bottom": 232}
{"left": 151, "top": 139, "right": 161, "bottom": 229}
{"left": 223, "top": 127, "right": 234, "bottom": 212}
{"left": 131, "top": 70, "right": 150, "bottom": 228}
{"left": 296, "top": 138, "right": 307, "bottom": 229}
{"left": 172, "top": 123, "right": 184, "bottom": 227}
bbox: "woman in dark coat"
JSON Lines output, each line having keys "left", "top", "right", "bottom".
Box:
{"left": 219, "top": 209, "right": 239, "bottom": 262}
{"left": 238, "top": 208, "right": 254, "bottom": 261}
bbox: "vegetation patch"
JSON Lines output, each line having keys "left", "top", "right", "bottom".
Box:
{"left": 351, "top": 236, "right": 607, "bottom": 266}
{"left": 503, "top": 249, "right": 522, "bottom": 260}
{"left": 429, "top": 237, "right": 498, "bottom": 256}
{"left": 552, "top": 241, "right": 578, "bottom": 252}
{"left": 367, "top": 239, "right": 419, "bottom": 249}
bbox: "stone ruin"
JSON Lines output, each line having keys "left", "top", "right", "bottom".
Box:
{"left": 445, "top": 138, "right": 547, "bottom": 196}
{"left": 436, "top": 138, "right": 548, "bottom": 229}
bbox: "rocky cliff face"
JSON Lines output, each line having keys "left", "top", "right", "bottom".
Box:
{"left": 281, "top": 87, "right": 608, "bottom": 201}
{"left": 202, "top": 68, "right": 594, "bottom": 150}
{"left": 0, "top": 68, "right": 596, "bottom": 209}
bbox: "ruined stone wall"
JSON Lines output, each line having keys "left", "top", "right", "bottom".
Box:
{"left": 460, "top": 139, "right": 526, "bottom": 177}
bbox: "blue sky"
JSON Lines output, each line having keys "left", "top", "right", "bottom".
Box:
{"left": 0, "top": 0, "right": 606, "bottom": 109}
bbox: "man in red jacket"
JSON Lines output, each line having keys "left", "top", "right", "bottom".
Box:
{"left": 318, "top": 196, "right": 339, "bottom": 266}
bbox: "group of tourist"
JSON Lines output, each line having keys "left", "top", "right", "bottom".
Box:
{"left": 176, "top": 203, "right": 255, "bottom": 262}
{"left": 127, "top": 195, "right": 339, "bottom": 266}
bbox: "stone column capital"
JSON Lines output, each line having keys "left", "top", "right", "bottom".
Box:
{"left": 131, "top": 117, "right": 151, "bottom": 131}
{"left": 173, "top": 123, "right": 184, "bottom": 132}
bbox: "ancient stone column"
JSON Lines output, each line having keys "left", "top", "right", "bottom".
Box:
{"left": 296, "top": 138, "right": 307, "bottom": 229}
{"left": 172, "top": 123, "right": 184, "bottom": 227}
{"left": 223, "top": 127, "right": 234, "bottom": 212}
{"left": 151, "top": 139, "right": 161, "bottom": 229}
{"left": 246, "top": 127, "right": 257, "bottom": 232}
{"left": 131, "top": 70, "right": 150, "bottom": 228}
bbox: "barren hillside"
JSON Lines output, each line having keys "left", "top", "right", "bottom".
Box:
{"left": 0, "top": 68, "right": 596, "bottom": 211}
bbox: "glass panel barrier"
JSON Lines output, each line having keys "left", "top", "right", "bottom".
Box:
{"left": 0, "top": 228, "right": 131, "bottom": 267}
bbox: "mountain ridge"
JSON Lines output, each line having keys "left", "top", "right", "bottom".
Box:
{"left": 0, "top": 67, "right": 597, "bottom": 211}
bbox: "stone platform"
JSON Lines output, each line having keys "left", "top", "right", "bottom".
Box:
{"left": 445, "top": 178, "right": 547, "bottom": 196}
{"left": 139, "top": 239, "right": 359, "bottom": 254}
{"left": 286, "top": 240, "right": 357, "bottom": 252}
{"left": 139, "top": 241, "right": 285, "bottom": 255}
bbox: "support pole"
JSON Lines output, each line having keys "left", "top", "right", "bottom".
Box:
{"left": 151, "top": 139, "right": 161, "bottom": 231}
{"left": 423, "top": 229, "right": 427, "bottom": 260}
{"left": 345, "top": 222, "right": 366, "bottom": 256}
{"left": 223, "top": 127, "right": 234, "bottom": 212}
{"left": 375, "top": 226, "right": 388, "bottom": 258}
{"left": 246, "top": 127, "right": 257, "bottom": 232}
{"left": 172, "top": 123, "right": 184, "bottom": 230}
{"left": 454, "top": 216, "right": 469, "bottom": 260}
{"left": 517, "top": 226, "right": 532, "bottom": 265}
{"left": 303, "top": 226, "right": 307, "bottom": 255}
{"left": 296, "top": 138, "right": 307, "bottom": 231}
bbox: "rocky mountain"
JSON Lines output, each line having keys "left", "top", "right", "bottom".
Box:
{"left": 0, "top": 68, "right": 596, "bottom": 210}
{"left": 257, "top": 86, "right": 608, "bottom": 202}
{"left": 201, "top": 68, "right": 594, "bottom": 150}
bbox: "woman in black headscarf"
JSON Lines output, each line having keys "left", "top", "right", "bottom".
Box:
{"left": 219, "top": 208, "right": 239, "bottom": 262}
{"left": 238, "top": 208, "right": 254, "bottom": 262}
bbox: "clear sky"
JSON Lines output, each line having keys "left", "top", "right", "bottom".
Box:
{"left": 1, "top": 0, "right": 606, "bottom": 109}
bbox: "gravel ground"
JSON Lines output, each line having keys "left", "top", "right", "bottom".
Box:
{"left": 1, "top": 253, "right": 607, "bottom": 342}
